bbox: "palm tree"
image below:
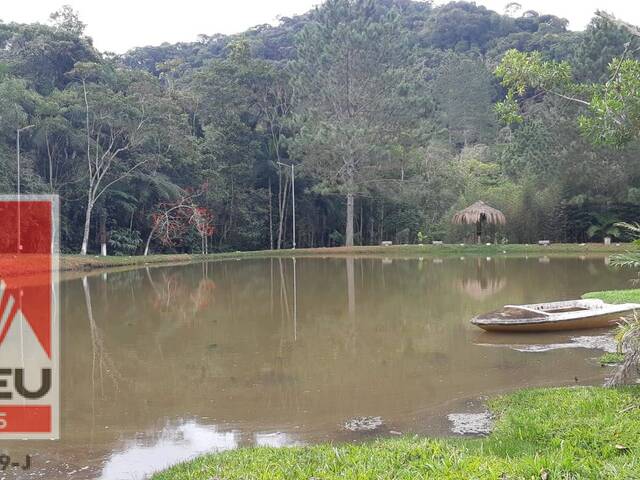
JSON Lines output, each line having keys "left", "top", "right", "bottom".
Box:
{"left": 586, "top": 213, "right": 622, "bottom": 241}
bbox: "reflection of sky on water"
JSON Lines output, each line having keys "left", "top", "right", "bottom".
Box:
{"left": 99, "top": 422, "right": 301, "bottom": 480}
{"left": 100, "top": 421, "right": 238, "bottom": 480}
{"left": 254, "top": 431, "right": 300, "bottom": 447}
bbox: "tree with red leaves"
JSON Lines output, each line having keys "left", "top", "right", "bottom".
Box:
{"left": 144, "top": 188, "right": 215, "bottom": 255}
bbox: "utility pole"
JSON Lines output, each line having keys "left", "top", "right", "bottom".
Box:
{"left": 277, "top": 162, "right": 296, "bottom": 249}
{"left": 16, "top": 125, "right": 35, "bottom": 253}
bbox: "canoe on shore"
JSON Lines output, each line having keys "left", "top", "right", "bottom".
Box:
{"left": 471, "top": 299, "right": 640, "bottom": 332}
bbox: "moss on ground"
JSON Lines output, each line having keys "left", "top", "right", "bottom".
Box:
{"left": 152, "top": 386, "right": 640, "bottom": 480}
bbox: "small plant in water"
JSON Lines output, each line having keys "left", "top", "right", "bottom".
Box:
{"left": 605, "top": 221, "right": 640, "bottom": 385}
{"left": 605, "top": 312, "right": 640, "bottom": 386}
{"left": 599, "top": 352, "right": 625, "bottom": 366}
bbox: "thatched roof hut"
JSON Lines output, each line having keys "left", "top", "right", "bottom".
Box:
{"left": 452, "top": 201, "right": 506, "bottom": 244}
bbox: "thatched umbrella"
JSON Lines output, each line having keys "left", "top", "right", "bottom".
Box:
{"left": 452, "top": 201, "right": 506, "bottom": 244}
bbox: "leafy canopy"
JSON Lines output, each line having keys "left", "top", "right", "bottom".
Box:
{"left": 495, "top": 48, "right": 640, "bottom": 146}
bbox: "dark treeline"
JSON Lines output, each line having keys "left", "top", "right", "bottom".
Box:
{"left": 1, "top": 1, "right": 639, "bottom": 254}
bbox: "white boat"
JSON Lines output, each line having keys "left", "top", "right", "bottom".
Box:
{"left": 471, "top": 299, "right": 640, "bottom": 332}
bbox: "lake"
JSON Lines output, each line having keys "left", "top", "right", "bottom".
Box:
{"left": 4, "top": 255, "right": 635, "bottom": 479}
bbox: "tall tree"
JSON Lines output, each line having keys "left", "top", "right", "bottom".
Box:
{"left": 292, "top": 0, "right": 409, "bottom": 246}
{"left": 433, "top": 54, "right": 497, "bottom": 147}
{"left": 67, "top": 62, "right": 156, "bottom": 254}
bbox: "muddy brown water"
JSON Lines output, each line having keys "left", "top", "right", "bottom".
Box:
{"left": 1, "top": 255, "right": 635, "bottom": 479}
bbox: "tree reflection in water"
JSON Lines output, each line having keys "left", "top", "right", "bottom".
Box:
{"left": 82, "top": 275, "right": 122, "bottom": 398}
{"left": 456, "top": 257, "right": 506, "bottom": 300}
{"left": 146, "top": 267, "right": 216, "bottom": 325}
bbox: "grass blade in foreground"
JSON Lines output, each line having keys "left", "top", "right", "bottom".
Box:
{"left": 152, "top": 386, "right": 640, "bottom": 479}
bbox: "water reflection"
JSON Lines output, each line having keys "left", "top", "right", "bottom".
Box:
{"left": 1, "top": 255, "right": 635, "bottom": 479}
{"left": 456, "top": 258, "right": 506, "bottom": 300}
{"left": 275, "top": 258, "right": 297, "bottom": 344}
{"left": 100, "top": 421, "right": 238, "bottom": 480}
{"left": 146, "top": 265, "right": 216, "bottom": 324}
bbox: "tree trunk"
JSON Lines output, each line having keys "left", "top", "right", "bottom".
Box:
{"left": 359, "top": 201, "right": 363, "bottom": 246}
{"left": 80, "top": 198, "right": 93, "bottom": 255}
{"left": 268, "top": 179, "right": 274, "bottom": 250}
{"left": 476, "top": 220, "right": 482, "bottom": 244}
{"left": 379, "top": 202, "right": 384, "bottom": 243}
{"left": 277, "top": 174, "right": 289, "bottom": 249}
{"left": 370, "top": 214, "right": 374, "bottom": 246}
{"left": 80, "top": 77, "right": 92, "bottom": 256}
{"left": 144, "top": 225, "right": 156, "bottom": 256}
{"left": 345, "top": 192, "right": 354, "bottom": 247}
{"left": 99, "top": 211, "right": 107, "bottom": 257}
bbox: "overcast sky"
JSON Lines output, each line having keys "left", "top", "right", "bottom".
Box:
{"left": 1, "top": 1, "right": 638, "bottom": 54}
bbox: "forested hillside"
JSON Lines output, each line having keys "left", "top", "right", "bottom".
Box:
{"left": 1, "top": 0, "right": 639, "bottom": 254}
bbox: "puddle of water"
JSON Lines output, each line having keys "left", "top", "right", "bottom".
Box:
{"left": 0, "top": 255, "right": 634, "bottom": 479}
{"left": 447, "top": 412, "right": 493, "bottom": 435}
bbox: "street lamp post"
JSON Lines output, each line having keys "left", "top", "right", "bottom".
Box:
{"left": 277, "top": 162, "right": 296, "bottom": 249}
{"left": 16, "top": 125, "right": 35, "bottom": 253}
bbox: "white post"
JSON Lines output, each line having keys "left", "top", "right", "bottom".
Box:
{"left": 291, "top": 164, "right": 296, "bottom": 250}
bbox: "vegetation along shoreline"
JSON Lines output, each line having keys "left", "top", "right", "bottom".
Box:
{"left": 56, "top": 242, "right": 638, "bottom": 273}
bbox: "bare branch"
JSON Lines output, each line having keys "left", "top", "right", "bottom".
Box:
{"left": 547, "top": 90, "right": 591, "bottom": 106}
{"left": 94, "top": 158, "right": 149, "bottom": 201}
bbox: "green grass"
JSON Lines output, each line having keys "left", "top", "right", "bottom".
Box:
{"left": 57, "top": 242, "right": 632, "bottom": 274}
{"left": 600, "top": 352, "right": 626, "bottom": 365}
{"left": 582, "top": 289, "right": 640, "bottom": 304}
{"left": 152, "top": 386, "right": 640, "bottom": 480}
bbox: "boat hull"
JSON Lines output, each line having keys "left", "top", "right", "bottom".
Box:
{"left": 471, "top": 299, "right": 640, "bottom": 332}
{"left": 472, "top": 312, "right": 623, "bottom": 332}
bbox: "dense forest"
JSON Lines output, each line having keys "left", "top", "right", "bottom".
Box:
{"left": 1, "top": 0, "right": 639, "bottom": 254}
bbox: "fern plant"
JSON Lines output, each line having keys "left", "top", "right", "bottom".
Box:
{"left": 586, "top": 213, "right": 622, "bottom": 241}
{"left": 606, "top": 221, "right": 640, "bottom": 385}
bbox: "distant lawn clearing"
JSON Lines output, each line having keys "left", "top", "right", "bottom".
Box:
{"left": 582, "top": 289, "right": 640, "bottom": 304}
{"left": 53, "top": 242, "right": 634, "bottom": 275}
{"left": 152, "top": 386, "right": 640, "bottom": 480}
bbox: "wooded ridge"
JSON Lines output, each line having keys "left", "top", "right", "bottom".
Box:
{"left": 1, "top": 1, "right": 639, "bottom": 254}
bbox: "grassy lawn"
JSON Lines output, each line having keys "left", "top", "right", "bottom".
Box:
{"left": 583, "top": 289, "right": 640, "bottom": 305}
{"left": 152, "top": 386, "right": 640, "bottom": 480}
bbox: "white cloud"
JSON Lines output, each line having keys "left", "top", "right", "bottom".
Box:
{"left": 0, "top": 0, "right": 321, "bottom": 53}
{"left": 0, "top": 1, "right": 639, "bottom": 53}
